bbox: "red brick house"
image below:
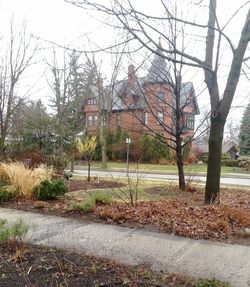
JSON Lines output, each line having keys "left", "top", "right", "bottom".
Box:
{"left": 83, "top": 45, "right": 199, "bottom": 142}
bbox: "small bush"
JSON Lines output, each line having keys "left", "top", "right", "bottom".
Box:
{"left": 92, "top": 191, "right": 112, "bottom": 205}
{"left": 201, "top": 153, "right": 236, "bottom": 166}
{"left": 196, "top": 279, "right": 230, "bottom": 287}
{"left": 71, "top": 191, "right": 112, "bottom": 213}
{"left": 0, "top": 219, "right": 29, "bottom": 244}
{"left": 71, "top": 197, "right": 96, "bottom": 213}
{"left": 0, "top": 189, "right": 13, "bottom": 203}
{"left": 32, "top": 180, "right": 68, "bottom": 200}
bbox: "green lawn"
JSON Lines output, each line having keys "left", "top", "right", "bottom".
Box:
{"left": 69, "top": 176, "right": 250, "bottom": 206}
{"left": 75, "top": 161, "right": 248, "bottom": 175}
{"left": 69, "top": 176, "right": 198, "bottom": 204}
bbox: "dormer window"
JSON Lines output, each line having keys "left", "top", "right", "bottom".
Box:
{"left": 87, "top": 98, "right": 97, "bottom": 105}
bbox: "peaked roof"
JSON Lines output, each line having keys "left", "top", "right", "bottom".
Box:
{"left": 107, "top": 41, "right": 199, "bottom": 114}
{"left": 194, "top": 139, "right": 240, "bottom": 153}
{"left": 180, "top": 82, "right": 200, "bottom": 115}
{"left": 147, "top": 41, "right": 171, "bottom": 83}
{"left": 111, "top": 77, "right": 145, "bottom": 111}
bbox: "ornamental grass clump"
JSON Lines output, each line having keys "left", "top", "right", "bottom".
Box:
{"left": 0, "top": 162, "right": 53, "bottom": 199}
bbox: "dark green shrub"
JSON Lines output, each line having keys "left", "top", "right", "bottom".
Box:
{"left": 33, "top": 180, "right": 68, "bottom": 200}
{"left": 139, "top": 133, "right": 170, "bottom": 163}
{"left": 0, "top": 189, "right": 13, "bottom": 203}
{"left": 0, "top": 179, "right": 13, "bottom": 203}
{"left": 152, "top": 134, "right": 170, "bottom": 161}
{"left": 202, "top": 153, "right": 232, "bottom": 165}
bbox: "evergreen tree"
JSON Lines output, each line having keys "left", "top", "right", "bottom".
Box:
{"left": 239, "top": 101, "right": 250, "bottom": 156}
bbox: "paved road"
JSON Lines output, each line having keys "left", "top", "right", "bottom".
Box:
{"left": 73, "top": 168, "right": 250, "bottom": 187}
{"left": 0, "top": 208, "right": 249, "bottom": 287}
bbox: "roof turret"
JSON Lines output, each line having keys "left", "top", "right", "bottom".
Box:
{"left": 147, "top": 39, "right": 171, "bottom": 83}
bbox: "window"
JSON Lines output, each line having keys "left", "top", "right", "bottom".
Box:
{"left": 87, "top": 98, "right": 97, "bottom": 105}
{"left": 101, "top": 118, "right": 105, "bottom": 127}
{"left": 157, "top": 111, "right": 164, "bottom": 124}
{"left": 87, "top": 115, "right": 93, "bottom": 127}
{"left": 94, "top": 114, "right": 98, "bottom": 127}
{"left": 116, "top": 113, "right": 121, "bottom": 127}
{"left": 144, "top": 112, "right": 148, "bottom": 125}
{"left": 157, "top": 91, "right": 165, "bottom": 102}
{"left": 186, "top": 114, "right": 195, "bottom": 130}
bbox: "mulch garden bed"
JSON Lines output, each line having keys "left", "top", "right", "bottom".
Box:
{"left": 68, "top": 179, "right": 125, "bottom": 192}
{"left": 0, "top": 243, "right": 197, "bottom": 287}
{"left": 1, "top": 183, "right": 250, "bottom": 246}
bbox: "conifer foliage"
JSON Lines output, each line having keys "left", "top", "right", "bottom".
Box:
{"left": 239, "top": 101, "right": 250, "bottom": 156}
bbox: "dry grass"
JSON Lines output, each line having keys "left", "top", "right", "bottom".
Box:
{"left": 0, "top": 162, "right": 53, "bottom": 199}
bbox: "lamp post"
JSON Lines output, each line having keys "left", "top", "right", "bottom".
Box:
{"left": 126, "top": 137, "right": 131, "bottom": 177}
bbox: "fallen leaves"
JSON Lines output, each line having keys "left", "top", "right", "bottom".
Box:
{"left": 94, "top": 199, "right": 250, "bottom": 241}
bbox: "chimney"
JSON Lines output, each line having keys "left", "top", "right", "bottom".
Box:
{"left": 128, "top": 64, "right": 136, "bottom": 87}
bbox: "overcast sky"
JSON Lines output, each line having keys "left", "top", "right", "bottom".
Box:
{"left": 0, "top": 0, "right": 249, "bottom": 135}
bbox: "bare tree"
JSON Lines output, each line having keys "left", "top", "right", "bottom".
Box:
{"left": 79, "top": 41, "right": 126, "bottom": 169}
{"left": 0, "top": 21, "right": 37, "bottom": 158}
{"left": 46, "top": 48, "right": 72, "bottom": 151}
{"left": 95, "top": 48, "right": 125, "bottom": 169}
{"left": 47, "top": 49, "right": 103, "bottom": 169}
{"left": 67, "top": 0, "right": 250, "bottom": 203}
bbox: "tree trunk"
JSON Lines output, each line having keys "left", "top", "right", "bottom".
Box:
{"left": 205, "top": 116, "right": 225, "bottom": 204}
{"left": 70, "top": 152, "right": 75, "bottom": 172}
{"left": 176, "top": 140, "right": 185, "bottom": 190}
{"left": 87, "top": 160, "right": 91, "bottom": 182}
{"left": 100, "top": 127, "right": 107, "bottom": 169}
{"left": 101, "top": 142, "right": 107, "bottom": 169}
{"left": 70, "top": 134, "right": 76, "bottom": 172}
{"left": 0, "top": 137, "right": 6, "bottom": 160}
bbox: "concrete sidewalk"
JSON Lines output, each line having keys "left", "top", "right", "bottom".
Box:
{"left": 0, "top": 208, "right": 249, "bottom": 287}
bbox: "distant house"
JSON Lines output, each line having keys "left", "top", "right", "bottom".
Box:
{"left": 83, "top": 43, "right": 199, "bottom": 142}
{"left": 193, "top": 139, "right": 240, "bottom": 159}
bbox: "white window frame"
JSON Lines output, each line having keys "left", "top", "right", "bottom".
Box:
{"left": 87, "top": 115, "right": 93, "bottom": 127}
{"left": 144, "top": 112, "right": 148, "bottom": 125}
{"left": 157, "top": 111, "right": 164, "bottom": 124}
{"left": 116, "top": 113, "right": 121, "bottom": 127}
{"left": 87, "top": 98, "right": 97, "bottom": 105}
{"left": 186, "top": 114, "right": 195, "bottom": 130}
{"left": 94, "top": 114, "right": 98, "bottom": 127}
